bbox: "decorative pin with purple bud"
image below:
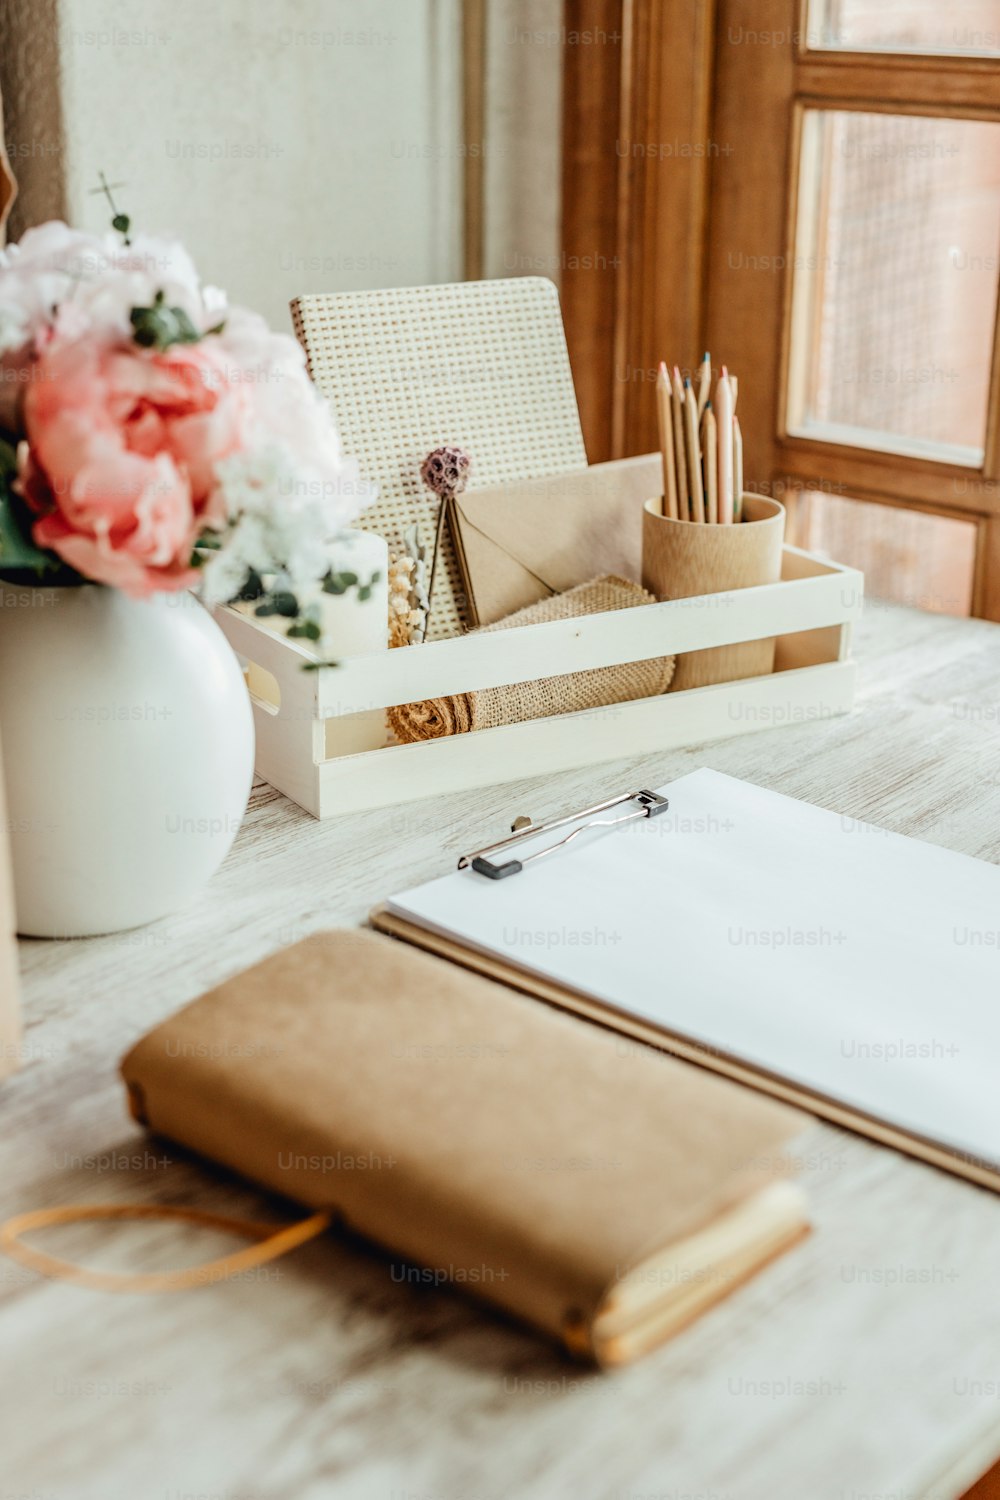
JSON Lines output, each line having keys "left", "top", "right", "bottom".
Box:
{"left": 420, "top": 445, "right": 471, "bottom": 636}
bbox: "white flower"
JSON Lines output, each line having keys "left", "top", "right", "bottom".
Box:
{"left": 199, "top": 443, "right": 373, "bottom": 608}
{"left": 0, "top": 222, "right": 226, "bottom": 355}
{"left": 0, "top": 305, "right": 30, "bottom": 358}
{"left": 0, "top": 218, "right": 376, "bottom": 623}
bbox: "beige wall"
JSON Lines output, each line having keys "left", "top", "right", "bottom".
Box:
{"left": 2, "top": 0, "right": 465, "bottom": 332}
{"left": 0, "top": 0, "right": 562, "bottom": 331}
{"left": 483, "top": 0, "right": 563, "bottom": 284}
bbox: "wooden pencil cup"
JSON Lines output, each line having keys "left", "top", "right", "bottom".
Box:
{"left": 642, "top": 495, "right": 786, "bottom": 691}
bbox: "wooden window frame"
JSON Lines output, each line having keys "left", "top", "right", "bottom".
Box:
{"left": 561, "top": 0, "right": 1000, "bottom": 618}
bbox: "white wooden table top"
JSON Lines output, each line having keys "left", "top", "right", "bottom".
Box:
{"left": 3, "top": 598, "right": 1000, "bottom": 1500}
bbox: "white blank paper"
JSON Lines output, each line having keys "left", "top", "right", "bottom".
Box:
{"left": 387, "top": 769, "right": 1000, "bottom": 1171}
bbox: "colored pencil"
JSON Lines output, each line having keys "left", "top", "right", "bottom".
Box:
{"left": 697, "top": 351, "right": 712, "bottom": 417}
{"left": 733, "top": 414, "right": 744, "bottom": 522}
{"left": 684, "top": 378, "right": 705, "bottom": 523}
{"left": 656, "top": 362, "right": 679, "bottom": 518}
{"left": 671, "top": 366, "right": 689, "bottom": 520}
{"left": 702, "top": 404, "right": 718, "bottom": 524}
{"left": 717, "top": 366, "right": 735, "bottom": 524}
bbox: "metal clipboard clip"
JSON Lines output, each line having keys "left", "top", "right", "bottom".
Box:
{"left": 458, "top": 789, "right": 669, "bottom": 880}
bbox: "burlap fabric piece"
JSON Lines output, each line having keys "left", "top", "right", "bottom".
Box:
{"left": 388, "top": 575, "right": 675, "bottom": 743}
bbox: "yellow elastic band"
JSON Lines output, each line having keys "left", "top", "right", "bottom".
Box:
{"left": 0, "top": 1203, "right": 332, "bottom": 1293}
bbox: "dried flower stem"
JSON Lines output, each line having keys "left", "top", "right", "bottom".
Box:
{"left": 425, "top": 497, "right": 449, "bottom": 620}
{"left": 419, "top": 445, "right": 471, "bottom": 638}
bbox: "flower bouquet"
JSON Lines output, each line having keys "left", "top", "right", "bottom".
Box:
{"left": 0, "top": 203, "right": 375, "bottom": 637}
{"left": 0, "top": 201, "right": 377, "bottom": 938}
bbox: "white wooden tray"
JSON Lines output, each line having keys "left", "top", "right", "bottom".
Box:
{"left": 216, "top": 544, "right": 863, "bottom": 819}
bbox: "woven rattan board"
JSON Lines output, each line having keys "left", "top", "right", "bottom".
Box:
{"left": 291, "top": 278, "right": 587, "bottom": 639}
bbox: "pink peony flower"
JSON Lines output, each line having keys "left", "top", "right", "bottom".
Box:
{"left": 0, "top": 219, "right": 370, "bottom": 611}
{"left": 0, "top": 223, "right": 226, "bottom": 434}
{"left": 19, "top": 334, "right": 248, "bottom": 597}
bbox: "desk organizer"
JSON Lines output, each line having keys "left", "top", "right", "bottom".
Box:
{"left": 216, "top": 537, "right": 862, "bottom": 819}
{"left": 216, "top": 277, "right": 863, "bottom": 818}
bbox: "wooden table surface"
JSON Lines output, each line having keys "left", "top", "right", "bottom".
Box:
{"left": 3, "top": 598, "right": 1000, "bottom": 1500}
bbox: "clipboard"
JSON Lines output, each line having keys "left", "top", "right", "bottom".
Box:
{"left": 372, "top": 770, "right": 1000, "bottom": 1195}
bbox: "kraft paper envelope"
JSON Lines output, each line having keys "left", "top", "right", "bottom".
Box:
{"left": 450, "top": 453, "right": 663, "bottom": 627}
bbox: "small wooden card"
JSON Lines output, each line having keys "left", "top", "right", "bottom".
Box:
{"left": 0, "top": 728, "right": 21, "bottom": 1078}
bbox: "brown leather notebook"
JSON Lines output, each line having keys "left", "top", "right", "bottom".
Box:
{"left": 121, "top": 929, "right": 808, "bottom": 1365}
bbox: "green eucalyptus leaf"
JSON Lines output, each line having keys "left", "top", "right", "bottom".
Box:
{"left": 287, "top": 618, "right": 322, "bottom": 642}
{"left": 190, "top": 535, "right": 222, "bottom": 569}
{"left": 0, "top": 469, "right": 61, "bottom": 577}
{"left": 232, "top": 568, "right": 264, "bottom": 602}
{"left": 255, "top": 590, "right": 299, "bottom": 619}
{"left": 0, "top": 499, "right": 45, "bottom": 571}
{"left": 130, "top": 306, "right": 168, "bottom": 348}
{"left": 171, "top": 306, "right": 200, "bottom": 342}
{"left": 130, "top": 296, "right": 208, "bottom": 352}
{"left": 0, "top": 437, "right": 17, "bottom": 481}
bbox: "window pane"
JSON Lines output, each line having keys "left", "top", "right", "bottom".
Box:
{"left": 787, "top": 110, "right": 1000, "bottom": 466}
{"left": 809, "top": 0, "right": 1000, "bottom": 56}
{"left": 791, "top": 491, "right": 977, "bottom": 615}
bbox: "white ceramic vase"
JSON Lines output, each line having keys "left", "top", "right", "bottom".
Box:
{"left": 0, "top": 583, "right": 255, "bottom": 937}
